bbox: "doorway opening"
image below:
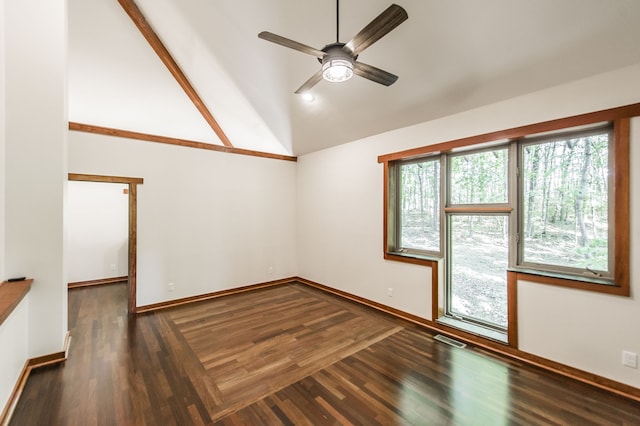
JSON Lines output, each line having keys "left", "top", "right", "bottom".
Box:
{"left": 68, "top": 173, "right": 143, "bottom": 314}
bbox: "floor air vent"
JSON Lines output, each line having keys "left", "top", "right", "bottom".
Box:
{"left": 434, "top": 334, "right": 466, "bottom": 348}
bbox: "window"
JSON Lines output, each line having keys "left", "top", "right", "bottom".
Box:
{"left": 448, "top": 214, "right": 509, "bottom": 330}
{"left": 396, "top": 158, "right": 441, "bottom": 254}
{"left": 381, "top": 107, "right": 635, "bottom": 344}
{"left": 449, "top": 148, "right": 509, "bottom": 205}
{"left": 519, "top": 128, "right": 613, "bottom": 278}
{"left": 445, "top": 146, "right": 513, "bottom": 335}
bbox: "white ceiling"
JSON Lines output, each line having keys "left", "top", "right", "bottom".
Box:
{"left": 68, "top": 0, "right": 640, "bottom": 156}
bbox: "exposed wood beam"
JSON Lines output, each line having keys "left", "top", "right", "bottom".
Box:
{"left": 69, "top": 122, "right": 297, "bottom": 162}
{"left": 117, "top": 0, "right": 234, "bottom": 148}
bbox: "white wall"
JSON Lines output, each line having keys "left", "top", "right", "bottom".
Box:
{"left": 67, "top": 181, "right": 128, "bottom": 282}
{"left": 297, "top": 63, "right": 640, "bottom": 388}
{"left": 68, "top": 134, "right": 297, "bottom": 307}
{"left": 5, "top": 0, "right": 68, "bottom": 359}
{"left": 0, "top": 0, "right": 14, "bottom": 409}
{"left": 0, "top": 0, "right": 5, "bottom": 284}
{"left": 0, "top": 298, "right": 29, "bottom": 410}
{"left": 1, "top": 0, "right": 67, "bottom": 412}
{"left": 296, "top": 141, "right": 431, "bottom": 317}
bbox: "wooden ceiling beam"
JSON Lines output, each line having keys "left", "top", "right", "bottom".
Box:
{"left": 117, "top": 0, "right": 234, "bottom": 148}
{"left": 69, "top": 122, "right": 297, "bottom": 162}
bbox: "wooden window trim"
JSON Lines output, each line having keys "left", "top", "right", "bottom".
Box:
{"left": 507, "top": 271, "right": 518, "bottom": 347}
{"left": 513, "top": 270, "right": 628, "bottom": 296}
{"left": 613, "top": 118, "right": 630, "bottom": 296}
{"left": 381, "top": 104, "right": 635, "bottom": 298}
{"left": 378, "top": 103, "right": 640, "bottom": 163}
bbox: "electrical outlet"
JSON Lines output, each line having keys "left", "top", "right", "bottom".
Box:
{"left": 110, "top": 264, "right": 116, "bottom": 271}
{"left": 623, "top": 351, "right": 638, "bottom": 368}
{"left": 268, "top": 266, "right": 274, "bottom": 274}
{"left": 168, "top": 282, "right": 175, "bottom": 292}
{"left": 387, "top": 287, "right": 393, "bottom": 297}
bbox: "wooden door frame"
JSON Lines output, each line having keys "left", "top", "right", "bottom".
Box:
{"left": 68, "top": 173, "right": 144, "bottom": 315}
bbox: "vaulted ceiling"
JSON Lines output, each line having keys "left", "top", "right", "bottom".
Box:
{"left": 69, "top": 0, "right": 640, "bottom": 156}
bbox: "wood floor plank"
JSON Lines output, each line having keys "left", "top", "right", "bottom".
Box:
{"left": 9, "top": 282, "right": 640, "bottom": 425}
{"left": 167, "top": 285, "right": 402, "bottom": 420}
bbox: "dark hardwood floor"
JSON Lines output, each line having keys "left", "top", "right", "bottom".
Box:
{"left": 10, "top": 282, "right": 640, "bottom": 425}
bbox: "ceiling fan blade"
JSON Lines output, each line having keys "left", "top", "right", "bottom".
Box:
{"left": 354, "top": 61, "right": 398, "bottom": 86}
{"left": 344, "top": 4, "right": 408, "bottom": 56}
{"left": 294, "top": 69, "right": 324, "bottom": 94}
{"left": 258, "top": 32, "right": 325, "bottom": 58}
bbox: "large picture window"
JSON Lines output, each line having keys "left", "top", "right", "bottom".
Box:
{"left": 520, "top": 128, "right": 613, "bottom": 278}
{"left": 381, "top": 107, "right": 635, "bottom": 344}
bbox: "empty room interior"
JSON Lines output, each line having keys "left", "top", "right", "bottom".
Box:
{"left": 2, "top": 0, "right": 640, "bottom": 424}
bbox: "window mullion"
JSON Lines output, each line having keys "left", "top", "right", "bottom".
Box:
{"left": 509, "top": 140, "right": 520, "bottom": 270}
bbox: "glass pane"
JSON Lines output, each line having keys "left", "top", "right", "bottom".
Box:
{"left": 522, "top": 133, "right": 609, "bottom": 272}
{"left": 399, "top": 160, "right": 440, "bottom": 252}
{"left": 450, "top": 148, "right": 508, "bottom": 204}
{"left": 449, "top": 215, "right": 508, "bottom": 328}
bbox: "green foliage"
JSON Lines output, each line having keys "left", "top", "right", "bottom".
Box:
{"left": 523, "top": 133, "right": 609, "bottom": 272}
{"left": 399, "top": 159, "right": 440, "bottom": 251}
{"left": 450, "top": 149, "right": 508, "bottom": 204}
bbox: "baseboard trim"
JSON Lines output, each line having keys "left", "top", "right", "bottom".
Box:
{"left": 29, "top": 332, "right": 71, "bottom": 369}
{"left": 295, "top": 277, "right": 640, "bottom": 403}
{"left": 135, "top": 277, "right": 297, "bottom": 313}
{"left": 0, "top": 361, "right": 29, "bottom": 426}
{"left": 0, "top": 332, "right": 70, "bottom": 426}
{"left": 68, "top": 276, "right": 128, "bottom": 289}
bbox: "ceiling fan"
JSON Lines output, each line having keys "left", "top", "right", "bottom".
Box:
{"left": 258, "top": 1, "right": 408, "bottom": 94}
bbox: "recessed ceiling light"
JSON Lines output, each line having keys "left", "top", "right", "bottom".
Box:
{"left": 301, "top": 93, "right": 315, "bottom": 102}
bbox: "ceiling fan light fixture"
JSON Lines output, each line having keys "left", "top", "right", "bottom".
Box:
{"left": 322, "top": 58, "right": 354, "bottom": 82}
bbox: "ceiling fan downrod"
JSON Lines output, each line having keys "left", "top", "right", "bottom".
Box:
{"left": 336, "top": 0, "right": 340, "bottom": 43}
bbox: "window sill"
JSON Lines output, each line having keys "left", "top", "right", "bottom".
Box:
{"left": 384, "top": 251, "right": 441, "bottom": 267}
{"left": 437, "top": 316, "right": 508, "bottom": 345}
{"left": 508, "top": 268, "right": 628, "bottom": 296}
